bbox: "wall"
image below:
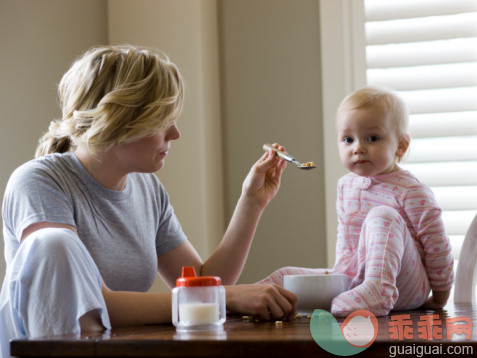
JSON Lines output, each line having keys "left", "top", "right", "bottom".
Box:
{"left": 219, "top": 0, "right": 327, "bottom": 284}
{"left": 319, "top": 0, "right": 365, "bottom": 266}
{"left": 0, "top": 0, "right": 108, "bottom": 281}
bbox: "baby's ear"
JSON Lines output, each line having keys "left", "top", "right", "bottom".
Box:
{"left": 396, "top": 134, "right": 410, "bottom": 159}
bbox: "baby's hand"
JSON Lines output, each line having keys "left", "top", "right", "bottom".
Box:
{"left": 421, "top": 297, "right": 445, "bottom": 310}
{"left": 421, "top": 290, "right": 450, "bottom": 310}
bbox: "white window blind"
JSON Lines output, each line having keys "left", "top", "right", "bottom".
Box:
{"left": 364, "top": 0, "right": 477, "bottom": 261}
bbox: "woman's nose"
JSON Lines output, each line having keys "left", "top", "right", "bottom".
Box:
{"left": 167, "top": 123, "right": 181, "bottom": 140}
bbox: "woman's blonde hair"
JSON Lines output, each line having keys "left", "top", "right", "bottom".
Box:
{"left": 35, "top": 44, "right": 184, "bottom": 158}
{"left": 336, "top": 86, "right": 409, "bottom": 140}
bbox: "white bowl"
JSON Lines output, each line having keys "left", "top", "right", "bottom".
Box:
{"left": 284, "top": 273, "right": 348, "bottom": 314}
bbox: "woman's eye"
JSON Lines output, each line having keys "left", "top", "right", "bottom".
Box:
{"left": 368, "top": 136, "right": 379, "bottom": 142}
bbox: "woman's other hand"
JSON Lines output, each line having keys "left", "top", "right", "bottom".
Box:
{"left": 225, "top": 284, "right": 297, "bottom": 320}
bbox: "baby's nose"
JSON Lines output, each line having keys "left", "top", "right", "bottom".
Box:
{"left": 353, "top": 142, "right": 366, "bottom": 154}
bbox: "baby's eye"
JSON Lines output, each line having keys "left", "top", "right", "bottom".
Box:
{"left": 368, "top": 135, "right": 379, "bottom": 142}
{"left": 342, "top": 137, "right": 353, "bottom": 144}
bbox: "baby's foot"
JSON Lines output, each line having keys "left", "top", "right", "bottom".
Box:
{"left": 331, "top": 281, "right": 396, "bottom": 317}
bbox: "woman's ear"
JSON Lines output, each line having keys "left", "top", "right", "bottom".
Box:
{"left": 396, "top": 134, "right": 410, "bottom": 159}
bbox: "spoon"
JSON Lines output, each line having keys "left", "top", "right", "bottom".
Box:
{"left": 263, "top": 143, "right": 316, "bottom": 170}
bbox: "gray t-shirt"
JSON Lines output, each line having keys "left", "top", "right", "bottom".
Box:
{"left": 2, "top": 152, "right": 187, "bottom": 292}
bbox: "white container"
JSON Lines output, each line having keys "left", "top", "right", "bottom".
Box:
{"left": 172, "top": 267, "right": 226, "bottom": 332}
{"left": 284, "top": 272, "right": 348, "bottom": 314}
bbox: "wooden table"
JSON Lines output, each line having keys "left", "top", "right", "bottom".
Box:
{"left": 11, "top": 303, "right": 477, "bottom": 358}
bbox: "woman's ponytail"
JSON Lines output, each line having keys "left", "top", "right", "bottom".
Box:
{"left": 35, "top": 120, "right": 72, "bottom": 158}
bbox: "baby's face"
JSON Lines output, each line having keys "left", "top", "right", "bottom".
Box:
{"left": 336, "top": 107, "right": 405, "bottom": 177}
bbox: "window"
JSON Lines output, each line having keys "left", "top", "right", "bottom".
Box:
{"left": 363, "top": 0, "right": 477, "bottom": 262}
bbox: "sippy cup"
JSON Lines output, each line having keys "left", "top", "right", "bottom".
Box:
{"left": 172, "top": 267, "right": 226, "bottom": 332}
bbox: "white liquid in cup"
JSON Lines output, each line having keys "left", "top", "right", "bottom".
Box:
{"left": 179, "top": 302, "right": 220, "bottom": 325}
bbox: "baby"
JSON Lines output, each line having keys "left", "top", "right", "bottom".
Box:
{"left": 259, "top": 86, "right": 454, "bottom": 316}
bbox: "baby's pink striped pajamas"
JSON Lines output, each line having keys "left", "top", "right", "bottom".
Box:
{"left": 258, "top": 170, "right": 454, "bottom": 316}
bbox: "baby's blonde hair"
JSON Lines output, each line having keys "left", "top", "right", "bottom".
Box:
{"left": 336, "top": 86, "right": 409, "bottom": 162}
{"left": 35, "top": 44, "right": 184, "bottom": 158}
{"left": 337, "top": 86, "right": 409, "bottom": 138}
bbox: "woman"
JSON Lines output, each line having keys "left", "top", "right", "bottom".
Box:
{"left": 0, "top": 45, "right": 296, "bottom": 358}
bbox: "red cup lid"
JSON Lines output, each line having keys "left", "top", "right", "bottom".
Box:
{"left": 176, "top": 266, "right": 222, "bottom": 287}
